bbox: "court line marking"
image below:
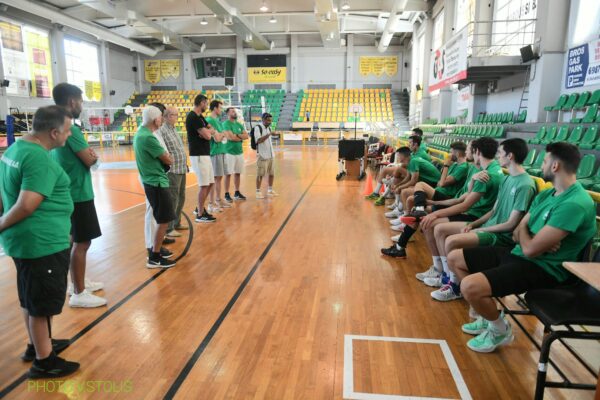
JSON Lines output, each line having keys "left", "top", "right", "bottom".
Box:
{"left": 162, "top": 151, "right": 332, "bottom": 399}
{"left": 343, "top": 335, "right": 472, "bottom": 400}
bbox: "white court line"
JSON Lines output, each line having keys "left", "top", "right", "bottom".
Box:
{"left": 343, "top": 335, "right": 472, "bottom": 400}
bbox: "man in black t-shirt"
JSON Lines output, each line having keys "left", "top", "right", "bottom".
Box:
{"left": 186, "top": 94, "right": 216, "bottom": 223}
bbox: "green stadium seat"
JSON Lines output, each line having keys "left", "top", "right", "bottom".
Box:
{"left": 578, "top": 167, "right": 600, "bottom": 189}
{"left": 573, "top": 91, "right": 590, "bottom": 109}
{"left": 561, "top": 93, "right": 578, "bottom": 111}
{"left": 528, "top": 126, "right": 546, "bottom": 144}
{"left": 527, "top": 150, "right": 546, "bottom": 177}
{"left": 554, "top": 125, "right": 569, "bottom": 142}
{"left": 576, "top": 154, "right": 596, "bottom": 180}
{"left": 514, "top": 110, "right": 527, "bottom": 123}
{"left": 572, "top": 103, "right": 598, "bottom": 123}
{"left": 494, "top": 126, "right": 504, "bottom": 138}
{"left": 541, "top": 125, "right": 558, "bottom": 144}
{"left": 522, "top": 149, "right": 537, "bottom": 168}
{"left": 587, "top": 89, "right": 600, "bottom": 106}
{"left": 579, "top": 126, "right": 598, "bottom": 149}
{"left": 544, "top": 94, "right": 567, "bottom": 111}
{"left": 567, "top": 125, "right": 584, "bottom": 144}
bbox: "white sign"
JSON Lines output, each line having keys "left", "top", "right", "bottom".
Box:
{"left": 457, "top": 86, "right": 471, "bottom": 110}
{"left": 348, "top": 104, "right": 364, "bottom": 114}
{"left": 429, "top": 29, "right": 468, "bottom": 92}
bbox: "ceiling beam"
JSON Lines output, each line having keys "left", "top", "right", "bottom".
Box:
{"left": 378, "top": 0, "right": 409, "bottom": 53}
{"left": 314, "top": 0, "right": 341, "bottom": 48}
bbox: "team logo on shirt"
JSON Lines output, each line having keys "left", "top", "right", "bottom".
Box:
{"left": 510, "top": 187, "right": 517, "bottom": 196}
{"left": 1, "top": 155, "right": 20, "bottom": 168}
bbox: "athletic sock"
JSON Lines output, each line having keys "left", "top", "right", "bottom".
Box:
{"left": 440, "top": 256, "right": 449, "bottom": 274}
{"left": 397, "top": 225, "right": 416, "bottom": 248}
{"left": 374, "top": 182, "right": 383, "bottom": 194}
{"left": 432, "top": 256, "right": 443, "bottom": 273}
{"left": 268, "top": 186, "right": 273, "bottom": 191}
{"left": 489, "top": 315, "right": 508, "bottom": 333}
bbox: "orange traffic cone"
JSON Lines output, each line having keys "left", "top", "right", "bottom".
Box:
{"left": 379, "top": 184, "right": 386, "bottom": 194}
{"left": 363, "top": 173, "right": 374, "bottom": 195}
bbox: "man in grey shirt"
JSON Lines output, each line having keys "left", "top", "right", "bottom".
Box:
{"left": 158, "top": 106, "right": 188, "bottom": 236}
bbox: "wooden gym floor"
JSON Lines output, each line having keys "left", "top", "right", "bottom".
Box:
{"left": 0, "top": 146, "right": 596, "bottom": 399}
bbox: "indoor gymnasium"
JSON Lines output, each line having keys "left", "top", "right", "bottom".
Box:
{"left": 0, "top": 0, "right": 600, "bottom": 399}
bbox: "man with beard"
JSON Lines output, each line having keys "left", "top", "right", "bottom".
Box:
{"left": 222, "top": 107, "right": 248, "bottom": 202}
{"left": 449, "top": 142, "right": 596, "bottom": 353}
{"left": 51, "top": 83, "right": 106, "bottom": 308}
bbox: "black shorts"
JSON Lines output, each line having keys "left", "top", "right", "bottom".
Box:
{"left": 143, "top": 184, "right": 176, "bottom": 224}
{"left": 13, "top": 249, "right": 70, "bottom": 317}
{"left": 71, "top": 200, "right": 102, "bottom": 243}
{"left": 448, "top": 213, "right": 478, "bottom": 222}
{"left": 432, "top": 191, "right": 451, "bottom": 201}
{"left": 463, "top": 246, "right": 565, "bottom": 297}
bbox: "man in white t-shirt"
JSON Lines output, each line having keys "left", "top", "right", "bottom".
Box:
{"left": 254, "top": 113, "right": 278, "bottom": 199}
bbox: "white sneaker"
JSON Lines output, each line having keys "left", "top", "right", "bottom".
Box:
{"left": 207, "top": 204, "right": 222, "bottom": 214}
{"left": 68, "top": 278, "right": 104, "bottom": 295}
{"left": 385, "top": 208, "right": 402, "bottom": 218}
{"left": 267, "top": 190, "right": 279, "bottom": 197}
{"left": 390, "top": 216, "right": 404, "bottom": 225}
{"left": 69, "top": 290, "right": 107, "bottom": 308}
{"left": 431, "top": 284, "right": 463, "bottom": 301}
{"left": 391, "top": 234, "right": 400, "bottom": 242}
{"left": 166, "top": 230, "right": 182, "bottom": 238}
{"left": 390, "top": 223, "right": 405, "bottom": 232}
{"left": 415, "top": 265, "right": 440, "bottom": 282}
{"left": 256, "top": 191, "right": 265, "bottom": 199}
{"left": 387, "top": 203, "right": 398, "bottom": 210}
{"left": 423, "top": 276, "right": 443, "bottom": 287}
{"left": 217, "top": 200, "right": 232, "bottom": 209}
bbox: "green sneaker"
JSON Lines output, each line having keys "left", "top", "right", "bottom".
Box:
{"left": 462, "top": 311, "right": 505, "bottom": 335}
{"left": 365, "top": 193, "right": 379, "bottom": 200}
{"left": 374, "top": 196, "right": 385, "bottom": 206}
{"left": 467, "top": 323, "right": 514, "bottom": 353}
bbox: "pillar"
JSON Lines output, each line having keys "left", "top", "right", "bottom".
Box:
{"left": 345, "top": 33, "right": 354, "bottom": 89}
{"left": 290, "top": 34, "right": 299, "bottom": 92}
{"left": 436, "top": 0, "right": 456, "bottom": 122}
{"left": 420, "top": 17, "right": 434, "bottom": 120}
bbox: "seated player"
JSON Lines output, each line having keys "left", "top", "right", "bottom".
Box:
{"left": 407, "top": 133, "right": 431, "bottom": 163}
{"left": 382, "top": 137, "right": 503, "bottom": 258}
{"left": 428, "top": 138, "right": 537, "bottom": 301}
{"left": 410, "top": 127, "right": 428, "bottom": 153}
{"left": 448, "top": 142, "right": 596, "bottom": 353}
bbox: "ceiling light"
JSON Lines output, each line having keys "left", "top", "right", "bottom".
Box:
{"left": 260, "top": 2, "right": 269, "bottom": 12}
{"left": 223, "top": 15, "right": 233, "bottom": 25}
{"left": 269, "top": 15, "right": 277, "bottom": 23}
{"left": 200, "top": 17, "right": 208, "bottom": 25}
{"left": 245, "top": 33, "right": 253, "bottom": 42}
{"left": 341, "top": 1, "right": 350, "bottom": 11}
{"left": 270, "top": 41, "right": 275, "bottom": 50}
{"left": 200, "top": 43, "right": 206, "bottom": 53}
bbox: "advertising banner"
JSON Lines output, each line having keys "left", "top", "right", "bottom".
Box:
{"left": 359, "top": 56, "right": 397, "bottom": 77}
{"left": 429, "top": 30, "right": 468, "bottom": 92}
{"left": 144, "top": 60, "right": 161, "bottom": 83}
{"left": 160, "top": 59, "right": 180, "bottom": 79}
{"left": 565, "top": 39, "right": 600, "bottom": 89}
{"left": 247, "top": 67, "right": 287, "bottom": 83}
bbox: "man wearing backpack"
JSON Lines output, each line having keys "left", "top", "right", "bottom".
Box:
{"left": 253, "top": 113, "right": 278, "bottom": 199}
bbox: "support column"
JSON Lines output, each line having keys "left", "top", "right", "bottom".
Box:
{"left": 345, "top": 34, "right": 354, "bottom": 89}
{"left": 183, "top": 52, "right": 193, "bottom": 91}
{"left": 135, "top": 53, "right": 143, "bottom": 93}
{"left": 0, "top": 43, "right": 8, "bottom": 118}
{"left": 526, "top": 0, "right": 569, "bottom": 122}
{"left": 290, "top": 34, "right": 298, "bottom": 92}
{"left": 420, "top": 17, "right": 434, "bottom": 121}
{"left": 50, "top": 26, "right": 67, "bottom": 84}
{"left": 437, "top": 0, "right": 456, "bottom": 122}
{"left": 235, "top": 36, "right": 246, "bottom": 93}
{"left": 99, "top": 41, "right": 111, "bottom": 107}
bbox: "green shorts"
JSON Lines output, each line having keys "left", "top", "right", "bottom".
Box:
{"left": 476, "top": 231, "right": 515, "bottom": 248}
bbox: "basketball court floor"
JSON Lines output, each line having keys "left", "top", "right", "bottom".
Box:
{"left": 0, "top": 145, "right": 596, "bottom": 399}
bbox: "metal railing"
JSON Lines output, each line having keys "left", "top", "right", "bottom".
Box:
{"left": 461, "top": 18, "right": 537, "bottom": 58}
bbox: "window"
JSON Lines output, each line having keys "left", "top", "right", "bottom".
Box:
{"left": 492, "top": 0, "right": 537, "bottom": 55}
{"left": 455, "top": 0, "right": 475, "bottom": 32}
{"left": 64, "top": 38, "right": 101, "bottom": 101}
{"left": 0, "top": 18, "right": 53, "bottom": 97}
{"left": 432, "top": 9, "right": 445, "bottom": 51}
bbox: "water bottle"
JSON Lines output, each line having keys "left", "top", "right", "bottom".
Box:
{"left": 91, "top": 158, "right": 101, "bottom": 171}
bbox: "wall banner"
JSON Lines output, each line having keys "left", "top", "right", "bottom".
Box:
{"left": 565, "top": 39, "right": 600, "bottom": 89}
{"left": 247, "top": 67, "right": 287, "bottom": 83}
{"left": 429, "top": 30, "right": 468, "bottom": 92}
{"left": 25, "top": 30, "right": 52, "bottom": 98}
{"left": 92, "top": 81, "right": 102, "bottom": 101}
{"left": 457, "top": 86, "right": 471, "bottom": 110}
{"left": 160, "top": 59, "right": 180, "bottom": 79}
{"left": 144, "top": 60, "right": 161, "bottom": 83}
{"left": 84, "top": 80, "right": 94, "bottom": 101}
{"left": 359, "top": 56, "right": 398, "bottom": 77}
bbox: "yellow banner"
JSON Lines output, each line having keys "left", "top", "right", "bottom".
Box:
{"left": 359, "top": 56, "right": 397, "bottom": 77}
{"left": 248, "top": 67, "right": 287, "bottom": 83}
{"left": 84, "top": 80, "right": 94, "bottom": 101}
{"left": 93, "top": 81, "right": 102, "bottom": 101}
{"left": 160, "top": 59, "right": 180, "bottom": 79}
{"left": 144, "top": 60, "right": 161, "bottom": 83}
{"left": 25, "top": 30, "right": 53, "bottom": 98}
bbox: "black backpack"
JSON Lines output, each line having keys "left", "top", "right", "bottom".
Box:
{"left": 250, "top": 125, "right": 262, "bottom": 151}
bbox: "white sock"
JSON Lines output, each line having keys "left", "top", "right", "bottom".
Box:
{"left": 448, "top": 270, "right": 458, "bottom": 284}
{"left": 268, "top": 186, "right": 273, "bottom": 191}
{"left": 441, "top": 256, "right": 449, "bottom": 274}
{"left": 397, "top": 201, "right": 404, "bottom": 211}
{"left": 489, "top": 315, "right": 508, "bottom": 333}
{"left": 432, "top": 256, "right": 443, "bottom": 272}
{"left": 374, "top": 182, "right": 383, "bottom": 193}
{"left": 415, "top": 206, "right": 424, "bottom": 211}
{"left": 394, "top": 194, "right": 401, "bottom": 205}
{"left": 256, "top": 189, "right": 261, "bottom": 193}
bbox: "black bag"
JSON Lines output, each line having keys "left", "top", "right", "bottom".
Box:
{"left": 250, "top": 125, "right": 262, "bottom": 151}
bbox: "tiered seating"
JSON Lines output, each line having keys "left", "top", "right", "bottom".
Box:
{"left": 528, "top": 125, "right": 600, "bottom": 148}
{"left": 242, "top": 89, "right": 284, "bottom": 130}
{"left": 544, "top": 89, "right": 600, "bottom": 122}
{"left": 294, "top": 89, "right": 393, "bottom": 123}
{"left": 453, "top": 125, "right": 505, "bottom": 138}
{"left": 474, "top": 111, "right": 515, "bottom": 124}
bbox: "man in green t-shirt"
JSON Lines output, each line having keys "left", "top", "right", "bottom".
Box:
{"left": 428, "top": 138, "right": 537, "bottom": 302}
{"left": 51, "top": 83, "right": 106, "bottom": 309}
{"left": 0, "top": 106, "right": 80, "bottom": 378}
{"left": 450, "top": 142, "right": 596, "bottom": 353}
{"left": 222, "top": 107, "right": 249, "bottom": 202}
{"left": 134, "top": 105, "right": 176, "bottom": 268}
{"left": 205, "top": 100, "right": 234, "bottom": 213}
{"left": 409, "top": 134, "right": 431, "bottom": 162}
{"left": 383, "top": 138, "right": 502, "bottom": 259}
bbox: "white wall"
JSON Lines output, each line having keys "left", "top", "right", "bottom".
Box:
{"left": 484, "top": 89, "right": 522, "bottom": 114}
{"left": 108, "top": 47, "right": 136, "bottom": 107}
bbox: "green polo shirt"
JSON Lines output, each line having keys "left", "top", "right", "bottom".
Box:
{"left": 512, "top": 182, "right": 596, "bottom": 282}
{"left": 0, "top": 140, "right": 73, "bottom": 258}
{"left": 222, "top": 120, "right": 245, "bottom": 155}
{"left": 466, "top": 160, "right": 504, "bottom": 218}
{"left": 435, "top": 161, "right": 469, "bottom": 198}
{"left": 412, "top": 146, "right": 431, "bottom": 162}
{"left": 407, "top": 157, "right": 441, "bottom": 187}
{"left": 133, "top": 126, "right": 169, "bottom": 187}
{"left": 51, "top": 124, "right": 94, "bottom": 202}
{"left": 206, "top": 116, "right": 227, "bottom": 155}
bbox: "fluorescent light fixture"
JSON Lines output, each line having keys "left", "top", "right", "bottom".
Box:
{"left": 341, "top": 1, "right": 350, "bottom": 11}
{"left": 245, "top": 33, "right": 253, "bottom": 42}
{"left": 223, "top": 15, "right": 233, "bottom": 25}
{"left": 200, "top": 17, "right": 208, "bottom": 25}
{"left": 200, "top": 42, "right": 206, "bottom": 53}
{"left": 260, "top": 1, "right": 269, "bottom": 12}
{"left": 269, "top": 15, "right": 277, "bottom": 23}
{"left": 270, "top": 41, "right": 275, "bottom": 50}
